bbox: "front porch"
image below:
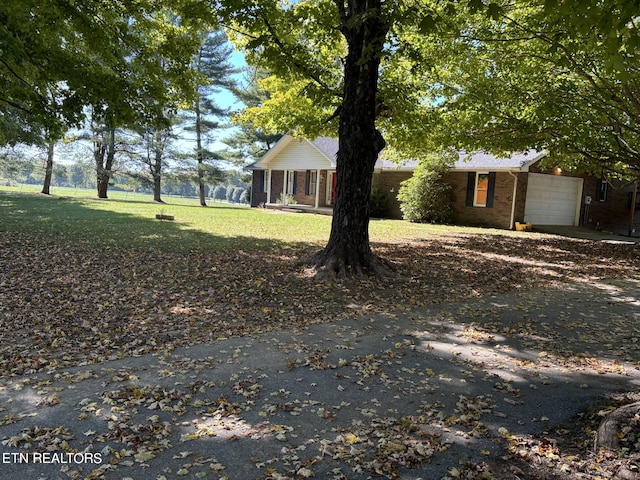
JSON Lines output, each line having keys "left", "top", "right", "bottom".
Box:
{"left": 264, "top": 203, "right": 334, "bottom": 216}
{"left": 252, "top": 168, "right": 337, "bottom": 210}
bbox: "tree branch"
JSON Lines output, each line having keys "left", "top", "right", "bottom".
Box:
{"left": 259, "top": 13, "right": 341, "bottom": 98}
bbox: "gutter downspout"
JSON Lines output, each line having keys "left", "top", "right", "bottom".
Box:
{"left": 508, "top": 170, "right": 519, "bottom": 230}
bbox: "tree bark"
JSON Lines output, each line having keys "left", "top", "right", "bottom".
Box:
{"left": 195, "top": 95, "right": 207, "bottom": 207}
{"left": 595, "top": 401, "right": 640, "bottom": 451}
{"left": 310, "top": 0, "right": 391, "bottom": 278}
{"left": 95, "top": 127, "right": 115, "bottom": 199}
{"left": 152, "top": 131, "right": 163, "bottom": 203}
{"left": 41, "top": 139, "right": 54, "bottom": 195}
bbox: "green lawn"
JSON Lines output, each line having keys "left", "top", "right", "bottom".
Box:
{"left": 0, "top": 185, "right": 513, "bottom": 252}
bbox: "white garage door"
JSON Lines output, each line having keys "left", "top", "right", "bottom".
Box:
{"left": 524, "top": 173, "right": 583, "bottom": 226}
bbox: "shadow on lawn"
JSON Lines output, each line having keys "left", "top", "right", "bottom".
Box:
{"left": 0, "top": 191, "right": 311, "bottom": 252}
{"left": 1, "top": 189, "right": 639, "bottom": 380}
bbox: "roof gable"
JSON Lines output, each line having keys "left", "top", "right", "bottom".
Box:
{"left": 252, "top": 135, "right": 337, "bottom": 170}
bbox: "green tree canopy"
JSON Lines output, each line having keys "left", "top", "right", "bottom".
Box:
{"left": 213, "top": 0, "right": 455, "bottom": 277}
{"left": 210, "top": 0, "right": 640, "bottom": 276}
{"left": 411, "top": 0, "right": 640, "bottom": 179}
{"left": 0, "top": 0, "right": 212, "bottom": 147}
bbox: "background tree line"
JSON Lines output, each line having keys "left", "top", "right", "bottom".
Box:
{"left": 0, "top": 145, "right": 251, "bottom": 203}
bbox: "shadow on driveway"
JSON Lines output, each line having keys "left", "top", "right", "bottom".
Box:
{"left": 0, "top": 278, "right": 639, "bottom": 479}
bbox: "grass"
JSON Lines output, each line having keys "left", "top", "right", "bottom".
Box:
{"left": 0, "top": 185, "right": 521, "bottom": 253}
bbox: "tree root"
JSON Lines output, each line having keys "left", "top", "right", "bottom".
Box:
{"left": 595, "top": 401, "right": 640, "bottom": 451}
{"left": 303, "top": 249, "right": 398, "bottom": 281}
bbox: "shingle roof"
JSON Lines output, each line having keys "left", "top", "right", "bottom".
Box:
{"left": 452, "top": 150, "right": 545, "bottom": 170}
{"left": 257, "top": 135, "right": 545, "bottom": 172}
{"left": 310, "top": 137, "right": 339, "bottom": 160}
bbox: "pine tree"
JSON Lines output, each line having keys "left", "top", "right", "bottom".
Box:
{"left": 185, "top": 30, "right": 238, "bottom": 206}
{"left": 224, "top": 67, "right": 282, "bottom": 165}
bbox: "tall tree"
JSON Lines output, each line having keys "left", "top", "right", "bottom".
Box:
{"left": 136, "top": 123, "right": 178, "bottom": 203}
{"left": 184, "top": 30, "right": 237, "bottom": 206}
{"left": 217, "top": 0, "right": 640, "bottom": 278}
{"left": 91, "top": 113, "right": 120, "bottom": 199}
{"left": 216, "top": 0, "right": 425, "bottom": 277}
{"left": 225, "top": 67, "right": 283, "bottom": 164}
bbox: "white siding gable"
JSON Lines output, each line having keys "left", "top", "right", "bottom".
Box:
{"left": 265, "top": 140, "right": 335, "bottom": 170}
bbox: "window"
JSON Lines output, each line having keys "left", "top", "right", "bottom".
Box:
{"left": 306, "top": 170, "right": 317, "bottom": 196}
{"left": 286, "top": 171, "right": 297, "bottom": 195}
{"left": 595, "top": 178, "right": 608, "bottom": 202}
{"left": 474, "top": 173, "right": 490, "bottom": 207}
{"left": 465, "top": 172, "right": 496, "bottom": 208}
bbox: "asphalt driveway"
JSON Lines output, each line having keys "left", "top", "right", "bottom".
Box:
{"left": 0, "top": 277, "right": 639, "bottom": 479}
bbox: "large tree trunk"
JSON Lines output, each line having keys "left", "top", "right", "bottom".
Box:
{"left": 153, "top": 172, "right": 162, "bottom": 202}
{"left": 96, "top": 127, "right": 115, "bottom": 199}
{"left": 153, "top": 133, "right": 163, "bottom": 203}
{"left": 310, "top": 0, "right": 391, "bottom": 278}
{"left": 41, "top": 139, "right": 54, "bottom": 195}
{"left": 595, "top": 401, "right": 640, "bottom": 451}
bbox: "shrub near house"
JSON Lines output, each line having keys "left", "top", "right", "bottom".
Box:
{"left": 397, "top": 157, "right": 455, "bottom": 224}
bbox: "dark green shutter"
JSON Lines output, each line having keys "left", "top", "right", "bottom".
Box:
{"left": 596, "top": 178, "right": 607, "bottom": 202}
{"left": 486, "top": 172, "right": 496, "bottom": 208}
{"left": 465, "top": 172, "right": 475, "bottom": 206}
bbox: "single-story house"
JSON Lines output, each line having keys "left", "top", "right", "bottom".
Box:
{"left": 249, "top": 134, "right": 639, "bottom": 234}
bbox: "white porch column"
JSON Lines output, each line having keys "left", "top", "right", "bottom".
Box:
{"left": 283, "top": 170, "right": 287, "bottom": 205}
{"left": 314, "top": 169, "right": 320, "bottom": 208}
{"left": 266, "top": 169, "right": 272, "bottom": 204}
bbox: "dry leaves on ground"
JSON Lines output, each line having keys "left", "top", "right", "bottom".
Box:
{"left": 0, "top": 231, "right": 638, "bottom": 377}
{"left": 1, "top": 230, "right": 640, "bottom": 479}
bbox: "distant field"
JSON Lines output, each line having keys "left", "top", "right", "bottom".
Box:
{"left": 0, "top": 185, "right": 527, "bottom": 253}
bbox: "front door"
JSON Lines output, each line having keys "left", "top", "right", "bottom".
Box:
{"left": 326, "top": 172, "right": 337, "bottom": 205}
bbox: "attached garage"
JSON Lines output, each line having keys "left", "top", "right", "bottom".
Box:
{"left": 524, "top": 173, "right": 583, "bottom": 226}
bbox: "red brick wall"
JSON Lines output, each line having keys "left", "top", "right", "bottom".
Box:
{"left": 374, "top": 170, "right": 528, "bottom": 226}
{"left": 270, "top": 171, "right": 284, "bottom": 203}
{"left": 251, "top": 172, "right": 267, "bottom": 207}
{"left": 292, "top": 171, "right": 311, "bottom": 205}
{"left": 252, "top": 170, "right": 334, "bottom": 207}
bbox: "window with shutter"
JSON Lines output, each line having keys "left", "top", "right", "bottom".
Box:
{"left": 466, "top": 172, "right": 496, "bottom": 208}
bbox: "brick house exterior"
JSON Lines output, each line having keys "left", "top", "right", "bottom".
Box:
{"left": 443, "top": 171, "right": 529, "bottom": 229}
{"left": 581, "top": 177, "right": 640, "bottom": 235}
{"left": 250, "top": 135, "right": 639, "bottom": 234}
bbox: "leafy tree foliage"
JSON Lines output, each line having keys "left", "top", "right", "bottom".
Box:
{"left": 1, "top": 1, "right": 210, "bottom": 144}
{"left": 215, "top": 0, "right": 430, "bottom": 277}
{"left": 413, "top": 1, "right": 640, "bottom": 180}
{"left": 225, "top": 67, "right": 283, "bottom": 165}
{"left": 1, "top": 0, "right": 214, "bottom": 199}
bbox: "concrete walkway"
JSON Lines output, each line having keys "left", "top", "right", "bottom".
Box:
{"left": 0, "top": 278, "right": 639, "bottom": 479}
{"left": 534, "top": 225, "right": 640, "bottom": 244}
